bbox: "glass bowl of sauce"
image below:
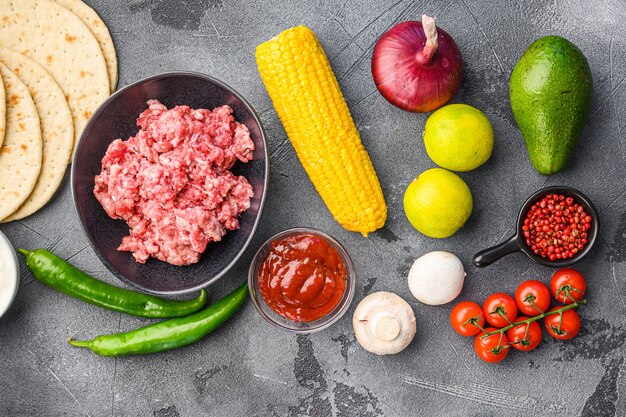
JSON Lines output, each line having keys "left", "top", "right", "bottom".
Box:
{"left": 248, "top": 228, "right": 355, "bottom": 333}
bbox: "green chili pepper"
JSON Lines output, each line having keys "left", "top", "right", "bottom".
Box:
{"left": 18, "top": 248, "right": 207, "bottom": 318}
{"left": 69, "top": 282, "right": 248, "bottom": 357}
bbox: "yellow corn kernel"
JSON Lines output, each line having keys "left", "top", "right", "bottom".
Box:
{"left": 256, "top": 26, "right": 387, "bottom": 236}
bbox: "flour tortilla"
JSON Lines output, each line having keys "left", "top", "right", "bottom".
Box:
{"left": 0, "top": 67, "right": 5, "bottom": 148}
{"left": 0, "top": 47, "right": 73, "bottom": 222}
{"left": 0, "top": 63, "right": 42, "bottom": 221}
{"left": 53, "top": 0, "right": 118, "bottom": 92}
{"left": 0, "top": 0, "right": 110, "bottom": 154}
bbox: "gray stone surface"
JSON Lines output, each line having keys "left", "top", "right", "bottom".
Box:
{"left": 0, "top": 0, "right": 625, "bottom": 415}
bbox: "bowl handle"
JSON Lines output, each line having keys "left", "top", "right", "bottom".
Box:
{"left": 473, "top": 234, "right": 521, "bottom": 267}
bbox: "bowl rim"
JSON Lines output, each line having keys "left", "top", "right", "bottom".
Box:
{"left": 515, "top": 185, "right": 599, "bottom": 267}
{"left": 248, "top": 227, "right": 356, "bottom": 334}
{"left": 0, "top": 230, "right": 19, "bottom": 319}
{"left": 70, "top": 71, "right": 270, "bottom": 295}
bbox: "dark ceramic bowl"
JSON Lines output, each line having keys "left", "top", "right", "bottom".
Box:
{"left": 473, "top": 186, "right": 598, "bottom": 268}
{"left": 71, "top": 72, "right": 268, "bottom": 295}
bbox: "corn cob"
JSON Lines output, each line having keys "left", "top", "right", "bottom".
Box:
{"left": 256, "top": 26, "right": 387, "bottom": 236}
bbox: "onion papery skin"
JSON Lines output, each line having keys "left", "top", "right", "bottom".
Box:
{"left": 372, "top": 20, "right": 463, "bottom": 113}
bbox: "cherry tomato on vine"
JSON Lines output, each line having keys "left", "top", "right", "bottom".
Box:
{"left": 550, "top": 268, "right": 586, "bottom": 304}
{"left": 506, "top": 316, "right": 542, "bottom": 351}
{"left": 450, "top": 301, "right": 485, "bottom": 336}
{"left": 483, "top": 293, "right": 518, "bottom": 328}
{"left": 515, "top": 280, "right": 551, "bottom": 316}
{"left": 474, "top": 327, "right": 509, "bottom": 363}
{"left": 545, "top": 308, "right": 581, "bottom": 340}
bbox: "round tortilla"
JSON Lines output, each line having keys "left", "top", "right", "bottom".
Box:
{"left": 0, "top": 63, "right": 42, "bottom": 221}
{"left": 0, "top": 68, "right": 5, "bottom": 148}
{"left": 0, "top": 0, "right": 110, "bottom": 154}
{"left": 53, "top": 0, "right": 118, "bottom": 92}
{"left": 0, "top": 47, "right": 73, "bottom": 222}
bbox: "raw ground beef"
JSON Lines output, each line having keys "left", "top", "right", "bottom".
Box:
{"left": 94, "top": 100, "right": 255, "bottom": 266}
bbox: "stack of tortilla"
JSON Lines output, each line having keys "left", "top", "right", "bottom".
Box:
{"left": 0, "top": 0, "right": 117, "bottom": 221}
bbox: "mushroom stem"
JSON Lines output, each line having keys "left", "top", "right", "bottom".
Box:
{"left": 370, "top": 311, "right": 401, "bottom": 342}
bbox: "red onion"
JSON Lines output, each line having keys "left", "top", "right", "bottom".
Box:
{"left": 372, "top": 15, "right": 463, "bottom": 113}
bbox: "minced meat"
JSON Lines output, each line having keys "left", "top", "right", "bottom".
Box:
{"left": 94, "top": 100, "right": 254, "bottom": 266}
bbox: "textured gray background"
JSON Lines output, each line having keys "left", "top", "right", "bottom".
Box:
{"left": 1, "top": 0, "right": 625, "bottom": 416}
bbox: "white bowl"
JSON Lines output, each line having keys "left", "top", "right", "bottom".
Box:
{"left": 0, "top": 230, "right": 19, "bottom": 319}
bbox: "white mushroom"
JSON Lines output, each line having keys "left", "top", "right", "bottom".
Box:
{"left": 407, "top": 251, "right": 465, "bottom": 305}
{"left": 353, "top": 292, "right": 416, "bottom": 355}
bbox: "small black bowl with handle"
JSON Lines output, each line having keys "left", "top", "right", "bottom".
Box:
{"left": 71, "top": 72, "right": 269, "bottom": 295}
{"left": 473, "top": 186, "right": 599, "bottom": 268}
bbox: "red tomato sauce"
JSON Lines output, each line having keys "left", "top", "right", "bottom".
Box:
{"left": 258, "top": 233, "right": 347, "bottom": 322}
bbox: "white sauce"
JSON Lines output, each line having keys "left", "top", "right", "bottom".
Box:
{"left": 0, "top": 232, "right": 18, "bottom": 316}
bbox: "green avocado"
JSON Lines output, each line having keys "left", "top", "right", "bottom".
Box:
{"left": 510, "top": 36, "right": 592, "bottom": 175}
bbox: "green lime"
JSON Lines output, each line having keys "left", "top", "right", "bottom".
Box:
{"left": 403, "top": 168, "right": 473, "bottom": 238}
{"left": 423, "top": 104, "right": 494, "bottom": 171}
